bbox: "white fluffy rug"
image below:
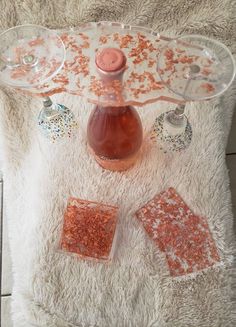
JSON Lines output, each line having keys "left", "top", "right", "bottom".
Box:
{"left": 0, "top": 0, "right": 235, "bottom": 326}
{"left": 0, "top": 87, "right": 235, "bottom": 326}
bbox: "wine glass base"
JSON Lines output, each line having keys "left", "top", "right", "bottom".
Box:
{"left": 38, "top": 104, "right": 77, "bottom": 141}
{"left": 151, "top": 111, "right": 192, "bottom": 152}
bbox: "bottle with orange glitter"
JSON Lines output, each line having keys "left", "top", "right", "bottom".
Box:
{"left": 87, "top": 48, "right": 143, "bottom": 171}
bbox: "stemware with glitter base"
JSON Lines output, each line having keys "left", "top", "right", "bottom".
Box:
{"left": 0, "top": 24, "right": 77, "bottom": 141}
{"left": 152, "top": 35, "right": 235, "bottom": 152}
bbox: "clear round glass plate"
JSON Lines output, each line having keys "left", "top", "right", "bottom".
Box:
{"left": 0, "top": 24, "right": 65, "bottom": 88}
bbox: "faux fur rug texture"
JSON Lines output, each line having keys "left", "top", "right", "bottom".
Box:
{"left": 0, "top": 1, "right": 236, "bottom": 326}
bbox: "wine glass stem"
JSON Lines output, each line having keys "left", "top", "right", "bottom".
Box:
{"left": 167, "top": 104, "right": 186, "bottom": 126}
{"left": 174, "top": 104, "right": 185, "bottom": 116}
{"left": 42, "top": 96, "right": 58, "bottom": 119}
{"left": 43, "top": 96, "right": 53, "bottom": 107}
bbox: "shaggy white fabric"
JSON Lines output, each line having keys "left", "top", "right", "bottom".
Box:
{"left": 0, "top": 1, "right": 236, "bottom": 326}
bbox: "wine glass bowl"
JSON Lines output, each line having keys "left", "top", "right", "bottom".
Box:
{"left": 157, "top": 35, "right": 235, "bottom": 101}
{"left": 0, "top": 24, "right": 65, "bottom": 88}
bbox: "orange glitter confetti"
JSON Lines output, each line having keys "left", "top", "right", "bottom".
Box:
{"left": 28, "top": 37, "right": 45, "bottom": 47}
{"left": 202, "top": 68, "right": 211, "bottom": 76}
{"left": 113, "top": 33, "right": 133, "bottom": 48}
{"left": 52, "top": 74, "right": 69, "bottom": 85}
{"left": 178, "top": 55, "right": 194, "bottom": 64}
{"left": 11, "top": 66, "right": 29, "bottom": 79}
{"left": 129, "top": 33, "right": 156, "bottom": 65}
{"left": 99, "top": 35, "right": 108, "bottom": 44}
{"left": 79, "top": 32, "right": 90, "bottom": 40}
{"left": 89, "top": 76, "right": 105, "bottom": 96}
{"left": 201, "top": 83, "right": 215, "bottom": 93}
{"left": 61, "top": 33, "right": 90, "bottom": 77}
{"left": 126, "top": 71, "right": 163, "bottom": 98}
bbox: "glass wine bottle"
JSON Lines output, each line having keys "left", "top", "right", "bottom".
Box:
{"left": 87, "top": 48, "right": 143, "bottom": 171}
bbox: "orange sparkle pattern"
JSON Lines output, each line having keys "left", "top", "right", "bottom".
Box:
{"left": 60, "top": 198, "right": 118, "bottom": 261}
{"left": 27, "top": 28, "right": 185, "bottom": 106}
{"left": 48, "top": 31, "right": 163, "bottom": 102}
{"left": 126, "top": 71, "right": 163, "bottom": 98}
{"left": 52, "top": 73, "right": 69, "bottom": 85}
{"left": 136, "top": 187, "right": 220, "bottom": 277}
{"left": 129, "top": 33, "right": 156, "bottom": 65}
{"left": 10, "top": 41, "right": 63, "bottom": 86}
{"left": 28, "top": 37, "right": 45, "bottom": 47}
{"left": 113, "top": 33, "right": 134, "bottom": 48}
{"left": 202, "top": 68, "right": 211, "bottom": 76}
{"left": 99, "top": 35, "right": 108, "bottom": 44}
{"left": 159, "top": 46, "right": 216, "bottom": 97}
{"left": 161, "top": 48, "right": 195, "bottom": 74}
{"left": 61, "top": 32, "right": 90, "bottom": 77}
{"left": 201, "top": 83, "right": 215, "bottom": 93}
{"left": 89, "top": 76, "right": 124, "bottom": 102}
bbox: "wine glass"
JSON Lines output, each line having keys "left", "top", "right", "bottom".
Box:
{"left": 152, "top": 34, "right": 236, "bottom": 152}
{"left": 0, "top": 24, "right": 77, "bottom": 141}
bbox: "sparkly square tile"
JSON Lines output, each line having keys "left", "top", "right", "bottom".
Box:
{"left": 136, "top": 187, "right": 220, "bottom": 276}
{"left": 60, "top": 198, "right": 118, "bottom": 261}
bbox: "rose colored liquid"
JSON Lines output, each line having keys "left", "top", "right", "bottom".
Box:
{"left": 87, "top": 105, "right": 143, "bottom": 161}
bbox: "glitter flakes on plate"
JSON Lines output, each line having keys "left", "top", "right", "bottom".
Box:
{"left": 59, "top": 198, "right": 118, "bottom": 262}
{"left": 38, "top": 104, "right": 78, "bottom": 141}
{"left": 0, "top": 26, "right": 65, "bottom": 88}
{"left": 136, "top": 187, "right": 220, "bottom": 277}
{"left": 151, "top": 111, "right": 192, "bottom": 152}
{"left": 32, "top": 22, "right": 184, "bottom": 107}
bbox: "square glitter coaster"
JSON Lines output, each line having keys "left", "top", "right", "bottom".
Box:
{"left": 59, "top": 198, "right": 118, "bottom": 262}
{"left": 136, "top": 187, "right": 220, "bottom": 277}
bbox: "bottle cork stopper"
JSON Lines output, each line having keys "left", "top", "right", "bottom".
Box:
{"left": 95, "top": 48, "right": 126, "bottom": 73}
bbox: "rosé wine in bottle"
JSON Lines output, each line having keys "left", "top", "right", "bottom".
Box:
{"left": 87, "top": 48, "right": 143, "bottom": 171}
